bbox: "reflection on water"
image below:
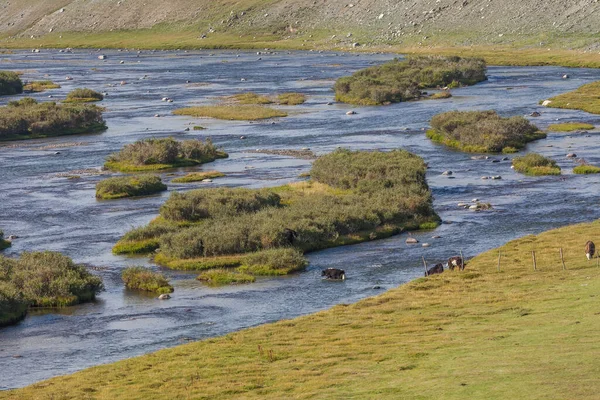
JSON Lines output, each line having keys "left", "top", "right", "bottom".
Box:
{"left": 1, "top": 49, "right": 600, "bottom": 389}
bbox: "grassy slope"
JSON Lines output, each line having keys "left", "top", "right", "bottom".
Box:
{"left": 6, "top": 219, "right": 600, "bottom": 399}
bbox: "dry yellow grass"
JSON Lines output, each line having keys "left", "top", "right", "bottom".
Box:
{"left": 173, "top": 105, "right": 287, "bottom": 120}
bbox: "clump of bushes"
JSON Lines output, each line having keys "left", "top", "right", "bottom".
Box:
{"left": 512, "top": 153, "right": 561, "bottom": 176}
{"left": 197, "top": 269, "right": 255, "bottom": 285}
{"left": 334, "top": 56, "right": 486, "bottom": 105}
{"left": 96, "top": 175, "right": 167, "bottom": 200}
{"left": 105, "top": 137, "right": 227, "bottom": 172}
{"left": 0, "top": 71, "right": 23, "bottom": 96}
{"left": 115, "top": 148, "right": 439, "bottom": 284}
{"left": 0, "top": 98, "right": 106, "bottom": 141}
{"left": 0, "top": 230, "right": 10, "bottom": 251}
{"left": 277, "top": 93, "right": 306, "bottom": 105}
{"left": 427, "top": 110, "right": 546, "bottom": 153}
{"left": 23, "top": 80, "right": 61, "bottom": 92}
{"left": 173, "top": 105, "right": 287, "bottom": 121}
{"left": 171, "top": 171, "right": 225, "bottom": 183}
{"left": 121, "top": 267, "right": 173, "bottom": 294}
{"left": 573, "top": 165, "right": 600, "bottom": 174}
{"left": 0, "top": 251, "right": 104, "bottom": 325}
{"left": 65, "top": 88, "right": 104, "bottom": 103}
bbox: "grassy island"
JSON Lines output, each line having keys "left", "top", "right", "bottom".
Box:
{"left": 174, "top": 105, "right": 287, "bottom": 121}
{"left": 113, "top": 148, "right": 439, "bottom": 284}
{"left": 0, "top": 98, "right": 106, "bottom": 142}
{"left": 543, "top": 81, "right": 600, "bottom": 114}
{"left": 0, "top": 251, "right": 103, "bottom": 327}
{"left": 427, "top": 110, "right": 546, "bottom": 153}
{"left": 64, "top": 88, "right": 104, "bottom": 103}
{"left": 0, "top": 71, "right": 23, "bottom": 96}
{"left": 23, "top": 80, "right": 61, "bottom": 93}
{"left": 121, "top": 267, "right": 173, "bottom": 294}
{"left": 104, "top": 137, "right": 228, "bottom": 172}
{"left": 547, "top": 122, "right": 594, "bottom": 132}
{"left": 333, "top": 56, "right": 486, "bottom": 105}
{"left": 96, "top": 175, "right": 167, "bottom": 200}
{"left": 0, "top": 230, "right": 10, "bottom": 251}
{"left": 512, "top": 153, "right": 561, "bottom": 176}
{"left": 573, "top": 165, "right": 600, "bottom": 174}
{"left": 171, "top": 171, "right": 225, "bottom": 183}
{"left": 7, "top": 219, "right": 600, "bottom": 398}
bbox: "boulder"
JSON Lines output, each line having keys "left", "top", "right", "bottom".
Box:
{"left": 567, "top": 153, "right": 577, "bottom": 158}
{"left": 346, "top": 110, "right": 357, "bottom": 115}
{"left": 406, "top": 237, "right": 419, "bottom": 244}
{"left": 442, "top": 170, "right": 453, "bottom": 176}
{"left": 158, "top": 294, "right": 171, "bottom": 300}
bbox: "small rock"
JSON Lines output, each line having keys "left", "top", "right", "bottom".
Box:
{"left": 54, "top": 151, "right": 61, "bottom": 155}
{"left": 326, "top": 102, "right": 333, "bottom": 105}
{"left": 502, "top": 157, "right": 510, "bottom": 161}
{"left": 405, "top": 237, "right": 419, "bottom": 244}
{"left": 469, "top": 205, "right": 479, "bottom": 210}
{"left": 432, "top": 235, "right": 442, "bottom": 239}
{"left": 346, "top": 110, "right": 357, "bottom": 115}
{"left": 566, "top": 153, "right": 577, "bottom": 158}
{"left": 422, "top": 243, "right": 431, "bottom": 248}
{"left": 240, "top": 135, "right": 247, "bottom": 140}
{"left": 562, "top": 74, "right": 569, "bottom": 79}
{"left": 442, "top": 170, "right": 453, "bottom": 176}
{"left": 472, "top": 198, "right": 479, "bottom": 202}
{"left": 120, "top": 60, "right": 125, "bottom": 64}
{"left": 154, "top": 114, "right": 160, "bottom": 118}
{"left": 458, "top": 203, "right": 469, "bottom": 208}
{"left": 491, "top": 159, "right": 500, "bottom": 163}
{"left": 98, "top": 55, "right": 107, "bottom": 60}
{"left": 202, "top": 179, "right": 213, "bottom": 183}
{"left": 491, "top": 175, "right": 502, "bottom": 180}
{"left": 530, "top": 111, "right": 541, "bottom": 117}
{"left": 65, "top": 76, "right": 73, "bottom": 81}
{"left": 481, "top": 176, "right": 489, "bottom": 180}
{"left": 158, "top": 294, "right": 171, "bottom": 300}
{"left": 372, "top": 285, "right": 382, "bottom": 290}
{"left": 7, "top": 235, "right": 18, "bottom": 240}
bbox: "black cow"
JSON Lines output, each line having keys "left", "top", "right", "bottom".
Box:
{"left": 322, "top": 268, "right": 346, "bottom": 280}
{"left": 425, "top": 263, "right": 444, "bottom": 277}
{"left": 283, "top": 228, "right": 298, "bottom": 245}
{"left": 447, "top": 256, "right": 465, "bottom": 271}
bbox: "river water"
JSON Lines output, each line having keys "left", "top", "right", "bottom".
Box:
{"left": 0, "top": 50, "right": 599, "bottom": 389}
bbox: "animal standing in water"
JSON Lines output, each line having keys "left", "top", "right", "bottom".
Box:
{"left": 447, "top": 256, "right": 465, "bottom": 271}
{"left": 322, "top": 268, "right": 346, "bottom": 280}
{"left": 585, "top": 241, "right": 595, "bottom": 260}
{"left": 425, "top": 263, "right": 444, "bottom": 276}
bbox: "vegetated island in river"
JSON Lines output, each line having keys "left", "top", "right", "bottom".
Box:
{"left": 0, "top": 70, "right": 23, "bottom": 96}
{"left": 96, "top": 175, "right": 167, "bottom": 200}
{"left": 113, "top": 148, "right": 440, "bottom": 285}
{"left": 121, "top": 266, "right": 173, "bottom": 294}
{"left": 64, "top": 88, "right": 104, "bottom": 103}
{"left": 333, "top": 56, "right": 487, "bottom": 105}
{"left": 104, "top": 137, "right": 228, "bottom": 172}
{"left": 8, "top": 220, "right": 600, "bottom": 399}
{"left": 543, "top": 81, "right": 600, "bottom": 114}
{"left": 512, "top": 153, "right": 561, "bottom": 176}
{"left": 0, "top": 251, "right": 104, "bottom": 327}
{"left": 0, "top": 97, "right": 106, "bottom": 142}
{"left": 426, "top": 110, "right": 546, "bottom": 153}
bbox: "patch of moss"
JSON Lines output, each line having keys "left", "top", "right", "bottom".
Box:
{"left": 512, "top": 153, "right": 561, "bottom": 176}
{"left": 547, "top": 122, "right": 595, "bottom": 132}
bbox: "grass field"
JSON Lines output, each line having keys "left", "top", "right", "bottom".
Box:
{"left": 5, "top": 219, "right": 600, "bottom": 399}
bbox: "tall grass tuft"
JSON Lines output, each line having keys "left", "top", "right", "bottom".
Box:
{"left": 121, "top": 267, "right": 173, "bottom": 294}
{"left": 64, "top": 88, "right": 104, "bottom": 103}
{"left": 512, "top": 153, "right": 561, "bottom": 176}
{"left": 96, "top": 175, "right": 167, "bottom": 199}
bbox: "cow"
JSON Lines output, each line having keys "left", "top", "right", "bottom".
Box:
{"left": 447, "top": 256, "right": 465, "bottom": 271}
{"left": 425, "top": 263, "right": 444, "bottom": 277}
{"left": 283, "top": 228, "right": 298, "bottom": 245}
{"left": 322, "top": 268, "right": 346, "bottom": 280}
{"left": 586, "top": 241, "right": 596, "bottom": 260}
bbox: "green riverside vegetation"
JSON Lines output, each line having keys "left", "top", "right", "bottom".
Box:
{"left": 104, "top": 137, "right": 228, "bottom": 172}
{"left": 171, "top": 171, "right": 225, "bottom": 183}
{"left": 0, "top": 230, "right": 10, "bottom": 251}
{"left": 121, "top": 267, "right": 173, "bottom": 294}
{"left": 547, "top": 122, "right": 595, "bottom": 132}
{"left": 333, "top": 56, "right": 487, "bottom": 105}
{"left": 0, "top": 70, "right": 23, "bottom": 96}
{"left": 427, "top": 110, "right": 546, "bottom": 153}
{"left": 23, "top": 80, "right": 61, "bottom": 92}
{"left": 64, "top": 88, "right": 104, "bottom": 103}
{"left": 0, "top": 251, "right": 103, "bottom": 327}
{"left": 277, "top": 92, "right": 306, "bottom": 105}
{"left": 174, "top": 105, "right": 287, "bottom": 121}
{"left": 544, "top": 81, "right": 600, "bottom": 114}
{"left": 0, "top": 97, "right": 106, "bottom": 141}
{"left": 113, "top": 149, "right": 439, "bottom": 284}
{"left": 573, "top": 165, "right": 600, "bottom": 174}
{"left": 512, "top": 153, "right": 561, "bottom": 176}
{"left": 7, "top": 220, "right": 600, "bottom": 398}
{"left": 96, "top": 175, "right": 167, "bottom": 200}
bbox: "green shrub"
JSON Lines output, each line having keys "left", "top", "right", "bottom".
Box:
{"left": 0, "top": 71, "right": 23, "bottom": 96}
{"left": 573, "top": 165, "right": 600, "bottom": 174}
{"left": 96, "top": 175, "right": 167, "bottom": 199}
{"left": 427, "top": 110, "right": 546, "bottom": 153}
{"left": 0, "top": 98, "right": 106, "bottom": 141}
{"left": 239, "top": 248, "right": 307, "bottom": 275}
{"left": 0, "top": 230, "right": 10, "bottom": 251}
{"left": 121, "top": 267, "right": 173, "bottom": 294}
{"left": 197, "top": 269, "right": 255, "bottom": 285}
{"left": 512, "top": 153, "right": 561, "bottom": 176}
{"left": 65, "top": 88, "right": 104, "bottom": 103}
{"left": 105, "top": 137, "right": 227, "bottom": 172}
{"left": 0, "top": 281, "right": 28, "bottom": 327}
{"left": 334, "top": 56, "right": 486, "bottom": 105}
{"left": 0, "top": 251, "right": 103, "bottom": 309}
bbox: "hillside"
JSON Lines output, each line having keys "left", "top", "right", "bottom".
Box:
{"left": 2, "top": 0, "right": 600, "bottom": 51}
{"left": 4, "top": 220, "right": 600, "bottom": 399}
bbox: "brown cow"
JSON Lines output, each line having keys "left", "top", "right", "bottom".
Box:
{"left": 447, "top": 256, "right": 465, "bottom": 271}
{"left": 586, "top": 241, "right": 596, "bottom": 260}
{"left": 425, "top": 263, "right": 444, "bottom": 277}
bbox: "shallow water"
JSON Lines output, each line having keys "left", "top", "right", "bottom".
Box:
{"left": 1, "top": 50, "right": 600, "bottom": 389}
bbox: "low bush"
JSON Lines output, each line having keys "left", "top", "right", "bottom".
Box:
{"left": 0, "top": 70, "right": 23, "bottom": 96}
{"left": 121, "top": 267, "right": 173, "bottom": 294}
{"left": 573, "top": 165, "right": 600, "bottom": 174}
{"left": 197, "top": 269, "right": 255, "bottom": 285}
{"left": 548, "top": 122, "right": 594, "bottom": 132}
{"left": 96, "top": 175, "right": 167, "bottom": 199}
{"left": 512, "top": 153, "right": 561, "bottom": 176}
{"left": 65, "top": 88, "right": 104, "bottom": 103}
{"left": 0, "top": 281, "right": 28, "bottom": 327}
{"left": 0, "top": 252, "right": 103, "bottom": 313}
{"left": 105, "top": 137, "right": 227, "bottom": 172}
{"left": 239, "top": 248, "right": 307, "bottom": 276}
{"left": 173, "top": 105, "right": 287, "bottom": 121}
{"left": 23, "top": 80, "right": 60, "bottom": 92}
{"left": 171, "top": 171, "right": 225, "bottom": 183}
{"left": 0, "top": 98, "right": 106, "bottom": 141}
{"left": 334, "top": 56, "right": 486, "bottom": 105}
{"left": 427, "top": 110, "right": 546, "bottom": 153}
{"left": 277, "top": 93, "right": 306, "bottom": 105}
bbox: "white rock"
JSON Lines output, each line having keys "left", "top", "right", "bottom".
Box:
{"left": 405, "top": 237, "right": 419, "bottom": 244}
{"left": 542, "top": 100, "right": 552, "bottom": 106}
{"left": 158, "top": 294, "right": 171, "bottom": 300}
{"left": 346, "top": 110, "right": 357, "bottom": 115}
